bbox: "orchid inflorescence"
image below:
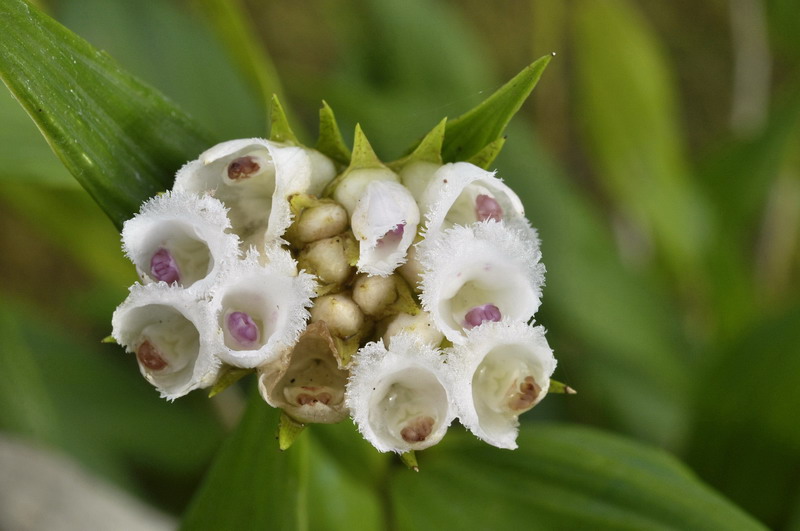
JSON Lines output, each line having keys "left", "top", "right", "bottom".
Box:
{"left": 112, "top": 101, "right": 557, "bottom": 454}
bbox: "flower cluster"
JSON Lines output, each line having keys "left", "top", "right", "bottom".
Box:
{"left": 112, "top": 116, "right": 556, "bottom": 453}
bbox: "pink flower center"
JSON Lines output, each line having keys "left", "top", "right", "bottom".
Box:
{"left": 377, "top": 223, "right": 405, "bottom": 247}
{"left": 150, "top": 248, "right": 180, "bottom": 284}
{"left": 226, "top": 311, "right": 260, "bottom": 348}
{"left": 475, "top": 194, "right": 503, "bottom": 222}
{"left": 136, "top": 339, "right": 168, "bottom": 371}
{"left": 464, "top": 303, "right": 502, "bottom": 329}
{"left": 227, "top": 156, "right": 261, "bottom": 180}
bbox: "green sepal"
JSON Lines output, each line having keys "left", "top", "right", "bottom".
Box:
{"left": 100, "top": 335, "right": 117, "bottom": 344}
{"left": 348, "top": 124, "right": 385, "bottom": 171}
{"left": 269, "top": 94, "right": 299, "bottom": 145}
{"left": 441, "top": 54, "right": 552, "bottom": 163}
{"left": 399, "top": 451, "right": 419, "bottom": 472}
{"left": 388, "top": 117, "right": 446, "bottom": 171}
{"left": 278, "top": 411, "right": 306, "bottom": 451}
{"left": 380, "top": 275, "right": 420, "bottom": 319}
{"left": 549, "top": 379, "right": 577, "bottom": 395}
{"left": 209, "top": 366, "right": 254, "bottom": 398}
{"left": 335, "top": 334, "right": 364, "bottom": 367}
{"left": 316, "top": 100, "right": 351, "bottom": 167}
{"left": 467, "top": 137, "right": 507, "bottom": 170}
{"left": 344, "top": 234, "right": 360, "bottom": 267}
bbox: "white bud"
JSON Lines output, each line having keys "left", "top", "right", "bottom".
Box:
{"left": 333, "top": 167, "right": 399, "bottom": 214}
{"left": 309, "top": 293, "right": 365, "bottom": 338}
{"left": 346, "top": 334, "right": 455, "bottom": 453}
{"left": 295, "top": 202, "right": 349, "bottom": 244}
{"left": 121, "top": 191, "right": 239, "bottom": 292}
{"left": 258, "top": 322, "right": 348, "bottom": 424}
{"left": 418, "top": 221, "right": 545, "bottom": 344}
{"left": 352, "top": 273, "right": 398, "bottom": 316}
{"left": 351, "top": 180, "right": 420, "bottom": 276}
{"left": 447, "top": 321, "right": 556, "bottom": 449}
{"left": 382, "top": 311, "right": 443, "bottom": 348}
{"left": 111, "top": 284, "right": 219, "bottom": 399}
{"left": 415, "top": 162, "right": 527, "bottom": 238}
{"left": 210, "top": 248, "right": 316, "bottom": 368}
{"left": 296, "top": 234, "right": 356, "bottom": 286}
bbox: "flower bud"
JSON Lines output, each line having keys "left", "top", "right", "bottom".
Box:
{"left": 382, "top": 311, "right": 443, "bottom": 348}
{"left": 296, "top": 233, "right": 357, "bottom": 288}
{"left": 352, "top": 273, "right": 398, "bottom": 317}
{"left": 258, "top": 321, "right": 349, "bottom": 424}
{"left": 211, "top": 249, "right": 316, "bottom": 368}
{"left": 418, "top": 221, "right": 545, "bottom": 344}
{"left": 447, "top": 321, "right": 556, "bottom": 449}
{"left": 111, "top": 284, "right": 219, "bottom": 399}
{"left": 121, "top": 191, "right": 239, "bottom": 291}
{"left": 351, "top": 180, "right": 420, "bottom": 276}
{"left": 333, "top": 167, "right": 399, "bottom": 214}
{"left": 294, "top": 201, "right": 349, "bottom": 244}
{"left": 309, "top": 293, "right": 365, "bottom": 339}
{"left": 346, "top": 334, "right": 455, "bottom": 453}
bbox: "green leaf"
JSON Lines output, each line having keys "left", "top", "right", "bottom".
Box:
{"left": 389, "top": 117, "right": 446, "bottom": 170}
{"left": 441, "top": 55, "right": 551, "bottom": 163}
{"left": 685, "top": 305, "right": 800, "bottom": 528}
{"left": 467, "top": 137, "right": 506, "bottom": 170}
{"left": 181, "top": 392, "right": 385, "bottom": 531}
{"left": 391, "top": 424, "right": 765, "bottom": 530}
{"left": 571, "top": 0, "right": 708, "bottom": 283}
{"left": 0, "top": 0, "right": 213, "bottom": 228}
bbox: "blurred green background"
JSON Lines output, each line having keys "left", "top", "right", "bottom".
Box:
{"left": 1, "top": 0, "right": 799, "bottom": 528}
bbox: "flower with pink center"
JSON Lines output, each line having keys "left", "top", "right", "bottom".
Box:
{"left": 464, "top": 303, "right": 502, "bottom": 329}
{"left": 225, "top": 311, "right": 260, "bottom": 349}
{"left": 475, "top": 194, "right": 503, "bottom": 222}
{"left": 150, "top": 248, "right": 180, "bottom": 284}
{"left": 351, "top": 180, "right": 420, "bottom": 276}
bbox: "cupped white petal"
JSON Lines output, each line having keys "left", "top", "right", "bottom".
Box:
{"left": 333, "top": 167, "right": 399, "bottom": 215}
{"left": 111, "top": 284, "right": 219, "bottom": 400}
{"left": 418, "top": 221, "right": 545, "bottom": 344}
{"left": 416, "top": 162, "right": 527, "bottom": 238}
{"left": 351, "top": 180, "right": 420, "bottom": 276}
{"left": 174, "top": 139, "right": 276, "bottom": 240}
{"left": 346, "top": 334, "right": 455, "bottom": 453}
{"left": 258, "top": 321, "right": 349, "bottom": 424}
{"left": 447, "top": 321, "right": 556, "bottom": 449}
{"left": 121, "top": 191, "right": 239, "bottom": 292}
{"left": 210, "top": 248, "right": 316, "bottom": 368}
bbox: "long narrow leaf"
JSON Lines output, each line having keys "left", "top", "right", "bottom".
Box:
{"left": 0, "top": 0, "right": 213, "bottom": 228}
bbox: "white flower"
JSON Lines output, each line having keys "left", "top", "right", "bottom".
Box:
{"left": 332, "top": 167, "right": 399, "bottom": 215}
{"left": 210, "top": 248, "right": 316, "bottom": 368}
{"left": 111, "top": 284, "right": 219, "bottom": 399}
{"left": 351, "top": 180, "right": 420, "bottom": 276}
{"left": 405, "top": 161, "right": 527, "bottom": 238}
{"left": 447, "top": 321, "right": 556, "bottom": 449}
{"left": 173, "top": 139, "right": 335, "bottom": 245}
{"left": 121, "top": 191, "right": 239, "bottom": 292}
{"left": 258, "top": 321, "right": 349, "bottom": 424}
{"left": 346, "top": 334, "right": 455, "bottom": 453}
{"left": 418, "top": 220, "right": 545, "bottom": 344}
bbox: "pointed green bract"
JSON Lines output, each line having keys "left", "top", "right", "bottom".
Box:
{"left": 389, "top": 118, "right": 446, "bottom": 170}
{"left": 400, "top": 451, "right": 419, "bottom": 471}
{"left": 441, "top": 55, "right": 551, "bottom": 163}
{"left": 316, "top": 100, "right": 351, "bottom": 166}
{"left": 0, "top": 0, "right": 213, "bottom": 229}
{"left": 208, "top": 367, "right": 253, "bottom": 398}
{"left": 100, "top": 335, "right": 116, "bottom": 344}
{"left": 549, "top": 379, "right": 577, "bottom": 394}
{"left": 467, "top": 137, "right": 507, "bottom": 170}
{"left": 279, "top": 411, "right": 307, "bottom": 450}
{"left": 348, "top": 124, "right": 385, "bottom": 171}
{"left": 269, "top": 94, "right": 299, "bottom": 144}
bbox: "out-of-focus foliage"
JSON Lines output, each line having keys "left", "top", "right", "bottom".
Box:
{"left": 0, "top": 0, "right": 798, "bottom": 528}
